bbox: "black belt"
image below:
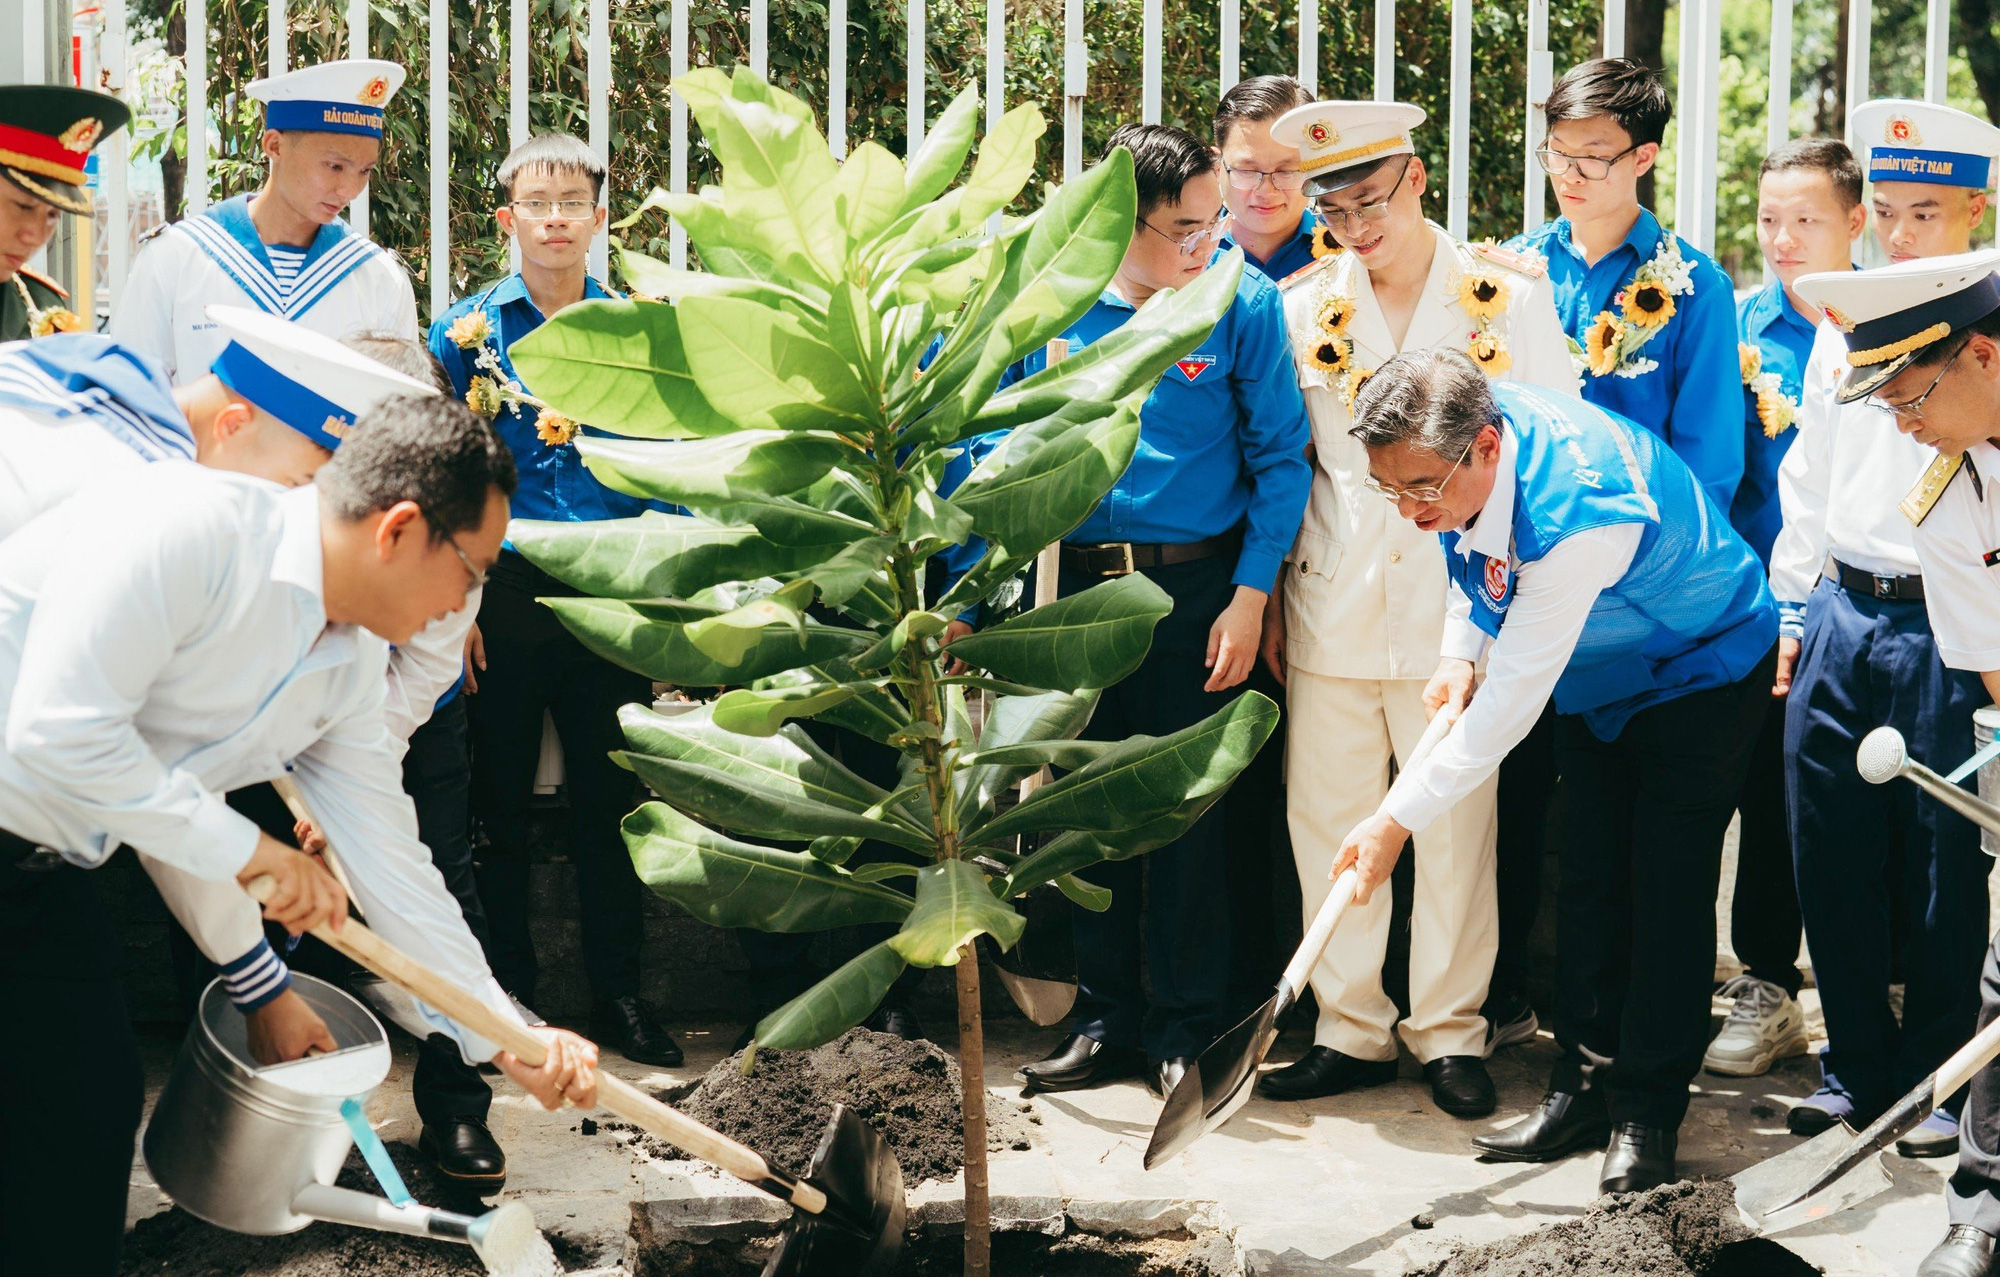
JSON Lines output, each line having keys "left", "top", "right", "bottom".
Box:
{"left": 1061, "top": 533, "right": 1238, "bottom": 577}
{"left": 0, "top": 827, "right": 65, "bottom": 872}
{"left": 1825, "top": 557, "right": 1925, "bottom": 603}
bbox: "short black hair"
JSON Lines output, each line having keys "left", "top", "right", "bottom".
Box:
{"left": 341, "top": 332, "right": 451, "bottom": 393}
{"left": 1214, "top": 75, "right": 1313, "bottom": 149}
{"left": 318, "top": 394, "right": 517, "bottom": 540}
{"left": 1760, "top": 138, "right": 1863, "bottom": 210}
{"left": 497, "top": 132, "right": 606, "bottom": 203}
{"left": 1103, "top": 123, "right": 1220, "bottom": 221}
{"left": 1543, "top": 58, "right": 1672, "bottom": 148}
{"left": 1907, "top": 309, "right": 2000, "bottom": 371}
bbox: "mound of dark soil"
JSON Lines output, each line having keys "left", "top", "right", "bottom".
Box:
{"left": 1405, "top": 1180, "right": 1822, "bottom": 1277}
{"left": 626, "top": 1027, "right": 1039, "bottom": 1185}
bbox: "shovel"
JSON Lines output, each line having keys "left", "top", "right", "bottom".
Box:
{"left": 978, "top": 873, "right": 1078, "bottom": 1026}
{"left": 258, "top": 780, "right": 905, "bottom": 1277}
{"left": 1734, "top": 1010, "right": 2000, "bottom": 1234}
{"left": 1144, "top": 704, "right": 1460, "bottom": 1169}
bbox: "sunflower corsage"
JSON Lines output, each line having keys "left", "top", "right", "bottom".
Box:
{"left": 15, "top": 277, "right": 83, "bottom": 339}
{"left": 458, "top": 325, "right": 578, "bottom": 448}
{"left": 1458, "top": 272, "right": 1509, "bottom": 321}
{"left": 1310, "top": 223, "right": 1343, "bottom": 259}
{"left": 1749, "top": 372, "right": 1798, "bottom": 438}
{"left": 1304, "top": 283, "right": 1375, "bottom": 407}
{"left": 1579, "top": 234, "right": 1696, "bottom": 379}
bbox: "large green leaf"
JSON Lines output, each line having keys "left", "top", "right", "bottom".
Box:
{"left": 712, "top": 680, "right": 879, "bottom": 735}
{"left": 833, "top": 141, "right": 908, "bottom": 253}
{"left": 639, "top": 188, "right": 800, "bottom": 292}
{"left": 886, "top": 859, "right": 1026, "bottom": 967}
{"left": 753, "top": 941, "right": 907, "bottom": 1050}
{"left": 620, "top": 702, "right": 891, "bottom": 811}
{"left": 542, "top": 596, "right": 872, "bottom": 684}
{"left": 508, "top": 299, "right": 734, "bottom": 440}
{"left": 898, "top": 86, "right": 981, "bottom": 214}
{"left": 707, "top": 96, "right": 846, "bottom": 283}
{"left": 1001, "top": 799, "right": 1225, "bottom": 899}
{"left": 678, "top": 295, "right": 880, "bottom": 433}
{"left": 509, "top": 514, "right": 833, "bottom": 600}
{"left": 965, "top": 691, "right": 1280, "bottom": 847}
{"left": 951, "top": 397, "right": 1141, "bottom": 555}
{"left": 577, "top": 432, "right": 854, "bottom": 506}
{"left": 626, "top": 802, "right": 912, "bottom": 932}
{"left": 953, "top": 688, "right": 1100, "bottom": 826}
{"left": 945, "top": 573, "right": 1173, "bottom": 692}
{"left": 615, "top": 246, "right": 808, "bottom": 307}
{"left": 620, "top": 752, "right": 930, "bottom": 850}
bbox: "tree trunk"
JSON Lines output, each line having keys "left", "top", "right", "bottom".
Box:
{"left": 1623, "top": 0, "right": 1668, "bottom": 214}
{"left": 955, "top": 944, "right": 991, "bottom": 1277}
{"left": 162, "top": 3, "right": 187, "bottom": 219}
{"left": 1962, "top": 0, "right": 2000, "bottom": 128}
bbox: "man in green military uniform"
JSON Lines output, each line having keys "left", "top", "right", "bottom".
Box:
{"left": 0, "top": 85, "right": 131, "bottom": 341}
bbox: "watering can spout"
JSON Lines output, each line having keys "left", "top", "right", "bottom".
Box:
{"left": 290, "top": 1184, "right": 542, "bottom": 1268}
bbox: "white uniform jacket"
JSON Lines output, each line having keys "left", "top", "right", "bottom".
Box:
{"left": 1909, "top": 444, "right": 2000, "bottom": 673}
{"left": 112, "top": 193, "right": 418, "bottom": 385}
{"left": 0, "top": 467, "right": 516, "bottom": 1061}
{"left": 1280, "top": 222, "right": 1580, "bottom": 679}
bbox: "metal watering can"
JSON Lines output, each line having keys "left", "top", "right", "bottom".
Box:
{"left": 142, "top": 973, "right": 537, "bottom": 1267}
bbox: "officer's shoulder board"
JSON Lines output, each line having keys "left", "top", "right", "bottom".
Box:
{"left": 15, "top": 265, "right": 67, "bottom": 301}
{"left": 1468, "top": 240, "right": 1547, "bottom": 280}
{"left": 1901, "top": 452, "right": 1966, "bottom": 526}
{"left": 1277, "top": 253, "right": 1338, "bottom": 292}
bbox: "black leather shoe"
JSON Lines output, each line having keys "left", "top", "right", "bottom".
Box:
{"left": 419, "top": 1118, "right": 507, "bottom": 1188}
{"left": 1472, "top": 1089, "right": 1609, "bottom": 1162}
{"left": 864, "top": 1002, "right": 926, "bottom": 1041}
{"left": 1599, "top": 1122, "right": 1677, "bottom": 1194}
{"left": 1256, "top": 1046, "right": 1398, "bottom": 1100}
{"left": 1017, "top": 1033, "right": 1141, "bottom": 1092}
{"left": 1424, "top": 1055, "right": 1497, "bottom": 1118}
{"left": 1150, "top": 1056, "right": 1193, "bottom": 1099}
{"left": 1919, "top": 1225, "right": 2000, "bottom": 1277}
{"left": 591, "top": 995, "right": 684, "bottom": 1068}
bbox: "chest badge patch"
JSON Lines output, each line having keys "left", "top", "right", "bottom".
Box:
{"left": 1484, "top": 555, "right": 1511, "bottom": 603}
{"left": 1175, "top": 355, "right": 1217, "bottom": 383}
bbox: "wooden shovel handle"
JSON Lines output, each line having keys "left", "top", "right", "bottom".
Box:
{"left": 1936, "top": 1009, "right": 2000, "bottom": 1099}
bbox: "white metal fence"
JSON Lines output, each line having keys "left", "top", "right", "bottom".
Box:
{"left": 22, "top": 0, "right": 1974, "bottom": 316}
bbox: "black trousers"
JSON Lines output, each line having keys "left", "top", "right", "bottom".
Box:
{"left": 1730, "top": 695, "right": 1802, "bottom": 995}
{"left": 1489, "top": 703, "right": 1557, "bottom": 1008}
{"left": 470, "top": 551, "right": 651, "bottom": 1003}
{"left": 1950, "top": 923, "right": 2000, "bottom": 1233}
{"left": 1547, "top": 646, "right": 1776, "bottom": 1128}
{"left": 0, "top": 842, "right": 143, "bottom": 1277}
{"left": 1067, "top": 555, "right": 1238, "bottom": 1063}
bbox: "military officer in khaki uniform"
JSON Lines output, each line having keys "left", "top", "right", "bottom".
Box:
{"left": 0, "top": 85, "right": 130, "bottom": 342}
{"left": 1257, "top": 99, "right": 1580, "bottom": 1117}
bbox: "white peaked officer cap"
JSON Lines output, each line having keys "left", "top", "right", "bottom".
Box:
{"left": 205, "top": 304, "right": 439, "bottom": 452}
{"left": 1795, "top": 248, "right": 2000, "bottom": 403}
{"left": 1270, "top": 101, "right": 1427, "bottom": 199}
{"left": 248, "top": 58, "right": 407, "bottom": 139}
{"left": 1849, "top": 99, "right": 2000, "bottom": 191}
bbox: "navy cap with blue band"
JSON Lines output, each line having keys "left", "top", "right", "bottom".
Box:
{"left": 1869, "top": 146, "right": 1993, "bottom": 189}
{"left": 211, "top": 341, "right": 353, "bottom": 451}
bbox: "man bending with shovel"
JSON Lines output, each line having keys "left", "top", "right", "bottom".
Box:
{"left": 0, "top": 395, "right": 600, "bottom": 1277}
{"left": 1336, "top": 349, "right": 1778, "bottom": 1195}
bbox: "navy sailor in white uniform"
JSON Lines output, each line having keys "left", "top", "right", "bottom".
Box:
{"left": 1331, "top": 350, "right": 1778, "bottom": 1196}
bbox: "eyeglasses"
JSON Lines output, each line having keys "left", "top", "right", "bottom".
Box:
{"left": 509, "top": 199, "right": 597, "bottom": 221}
{"left": 1313, "top": 158, "right": 1412, "bottom": 235}
{"left": 1363, "top": 439, "right": 1475, "bottom": 503}
{"left": 1534, "top": 143, "right": 1642, "bottom": 182}
{"left": 1224, "top": 166, "right": 1308, "bottom": 193}
{"left": 1140, "top": 209, "right": 1230, "bottom": 255}
{"left": 1868, "top": 340, "right": 1966, "bottom": 421}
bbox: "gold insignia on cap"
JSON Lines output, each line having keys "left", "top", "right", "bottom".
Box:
{"left": 56, "top": 118, "right": 104, "bottom": 152}
{"left": 357, "top": 76, "right": 390, "bottom": 106}
{"left": 321, "top": 416, "right": 350, "bottom": 438}
{"left": 1901, "top": 452, "right": 1963, "bottom": 525}
{"left": 1822, "top": 303, "right": 1857, "bottom": 333}
{"left": 1306, "top": 120, "right": 1338, "bottom": 148}
{"left": 1887, "top": 115, "right": 1923, "bottom": 146}
{"left": 1849, "top": 322, "right": 1950, "bottom": 368}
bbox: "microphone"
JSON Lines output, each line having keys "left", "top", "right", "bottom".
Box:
{"left": 1857, "top": 726, "right": 2000, "bottom": 839}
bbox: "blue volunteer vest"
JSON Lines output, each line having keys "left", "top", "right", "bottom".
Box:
{"left": 1445, "top": 383, "right": 1777, "bottom": 740}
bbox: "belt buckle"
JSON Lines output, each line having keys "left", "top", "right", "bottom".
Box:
{"left": 1114, "top": 543, "right": 1135, "bottom": 576}
{"left": 1874, "top": 575, "right": 1895, "bottom": 600}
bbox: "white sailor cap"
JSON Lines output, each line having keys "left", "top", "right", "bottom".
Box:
{"left": 1271, "top": 101, "right": 1427, "bottom": 199}
{"left": 248, "top": 58, "right": 406, "bottom": 139}
{"left": 1795, "top": 248, "right": 2000, "bottom": 403}
{"left": 206, "top": 305, "right": 438, "bottom": 452}
{"left": 1849, "top": 99, "right": 2000, "bottom": 191}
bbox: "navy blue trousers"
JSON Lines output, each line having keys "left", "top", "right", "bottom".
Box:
{"left": 1066, "top": 555, "right": 1238, "bottom": 1064}
{"left": 1785, "top": 577, "right": 1989, "bottom": 1114}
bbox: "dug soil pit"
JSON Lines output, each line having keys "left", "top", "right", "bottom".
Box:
{"left": 119, "top": 1139, "right": 602, "bottom": 1277}
{"left": 637, "top": 1222, "right": 1240, "bottom": 1277}
{"left": 625, "top": 1027, "right": 1039, "bottom": 1184}
{"left": 1405, "top": 1179, "right": 1822, "bottom": 1276}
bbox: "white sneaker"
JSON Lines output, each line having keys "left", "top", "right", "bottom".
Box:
{"left": 1702, "top": 974, "right": 1809, "bottom": 1076}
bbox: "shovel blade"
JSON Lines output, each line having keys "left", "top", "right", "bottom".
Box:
{"left": 764, "top": 1103, "right": 905, "bottom": 1277}
{"left": 982, "top": 884, "right": 1077, "bottom": 1025}
{"left": 1731, "top": 1125, "right": 1894, "bottom": 1236}
{"left": 1143, "top": 995, "right": 1286, "bottom": 1170}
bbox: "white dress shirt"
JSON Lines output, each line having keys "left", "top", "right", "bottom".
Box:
{"left": 1909, "top": 443, "right": 2000, "bottom": 673}
{"left": 0, "top": 404, "right": 152, "bottom": 540}
{"left": 0, "top": 467, "right": 518, "bottom": 1060}
{"left": 1382, "top": 424, "right": 1643, "bottom": 832}
{"left": 1769, "top": 322, "right": 1931, "bottom": 629}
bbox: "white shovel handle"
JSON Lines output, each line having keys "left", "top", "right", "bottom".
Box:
{"left": 1280, "top": 704, "right": 1462, "bottom": 993}
{"left": 1937, "top": 1011, "right": 2000, "bottom": 1099}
